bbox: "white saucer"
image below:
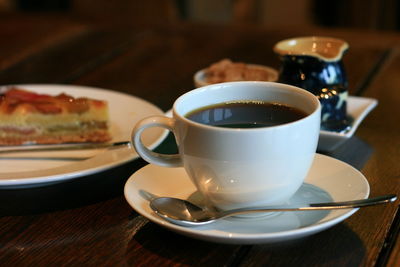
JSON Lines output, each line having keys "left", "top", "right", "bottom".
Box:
{"left": 124, "top": 154, "right": 370, "bottom": 244}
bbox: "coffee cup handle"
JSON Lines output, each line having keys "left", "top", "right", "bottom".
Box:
{"left": 131, "top": 115, "right": 182, "bottom": 167}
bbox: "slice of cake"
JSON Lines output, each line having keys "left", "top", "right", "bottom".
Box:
{"left": 0, "top": 87, "right": 111, "bottom": 145}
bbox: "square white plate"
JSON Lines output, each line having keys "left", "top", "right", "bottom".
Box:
{"left": 318, "top": 96, "right": 378, "bottom": 151}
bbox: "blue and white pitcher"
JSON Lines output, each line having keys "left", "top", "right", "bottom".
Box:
{"left": 274, "top": 36, "right": 350, "bottom": 132}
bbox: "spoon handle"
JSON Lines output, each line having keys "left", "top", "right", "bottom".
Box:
{"left": 309, "top": 194, "right": 397, "bottom": 208}
{"left": 217, "top": 194, "right": 397, "bottom": 219}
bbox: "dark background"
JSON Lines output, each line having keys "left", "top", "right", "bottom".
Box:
{"left": 5, "top": 0, "right": 400, "bottom": 31}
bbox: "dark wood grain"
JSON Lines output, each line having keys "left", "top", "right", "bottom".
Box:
{"left": 239, "top": 224, "right": 367, "bottom": 266}
{"left": 0, "top": 14, "right": 88, "bottom": 73}
{"left": 0, "top": 198, "right": 242, "bottom": 266}
{"left": 74, "top": 24, "right": 388, "bottom": 109}
{"left": 386, "top": 212, "right": 400, "bottom": 266}
{"left": 354, "top": 47, "right": 400, "bottom": 266}
{"left": 0, "top": 14, "right": 399, "bottom": 266}
{"left": 382, "top": 209, "right": 400, "bottom": 266}
{"left": 0, "top": 28, "right": 152, "bottom": 85}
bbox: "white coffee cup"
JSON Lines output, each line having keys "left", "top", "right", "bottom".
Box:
{"left": 132, "top": 82, "right": 321, "bottom": 210}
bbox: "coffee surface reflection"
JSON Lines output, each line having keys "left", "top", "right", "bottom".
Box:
{"left": 185, "top": 101, "right": 307, "bottom": 128}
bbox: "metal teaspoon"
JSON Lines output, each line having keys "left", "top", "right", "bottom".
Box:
{"left": 149, "top": 194, "right": 397, "bottom": 227}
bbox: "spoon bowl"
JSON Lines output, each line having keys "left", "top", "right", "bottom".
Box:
{"left": 150, "top": 194, "right": 397, "bottom": 227}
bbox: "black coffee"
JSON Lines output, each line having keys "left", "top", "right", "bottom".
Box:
{"left": 185, "top": 101, "right": 307, "bottom": 128}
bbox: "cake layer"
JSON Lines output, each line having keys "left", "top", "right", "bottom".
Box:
{"left": 0, "top": 129, "right": 110, "bottom": 145}
{"left": 0, "top": 109, "right": 108, "bottom": 125}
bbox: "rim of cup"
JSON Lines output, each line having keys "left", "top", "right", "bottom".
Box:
{"left": 173, "top": 81, "right": 321, "bottom": 132}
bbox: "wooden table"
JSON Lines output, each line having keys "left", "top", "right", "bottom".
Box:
{"left": 0, "top": 14, "right": 399, "bottom": 266}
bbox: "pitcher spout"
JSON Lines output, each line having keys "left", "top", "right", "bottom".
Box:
{"left": 274, "top": 36, "right": 349, "bottom": 62}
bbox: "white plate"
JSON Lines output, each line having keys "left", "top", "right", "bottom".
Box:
{"left": 318, "top": 96, "right": 377, "bottom": 151}
{"left": 0, "top": 84, "right": 168, "bottom": 187}
{"left": 124, "top": 154, "right": 370, "bottom": 244}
